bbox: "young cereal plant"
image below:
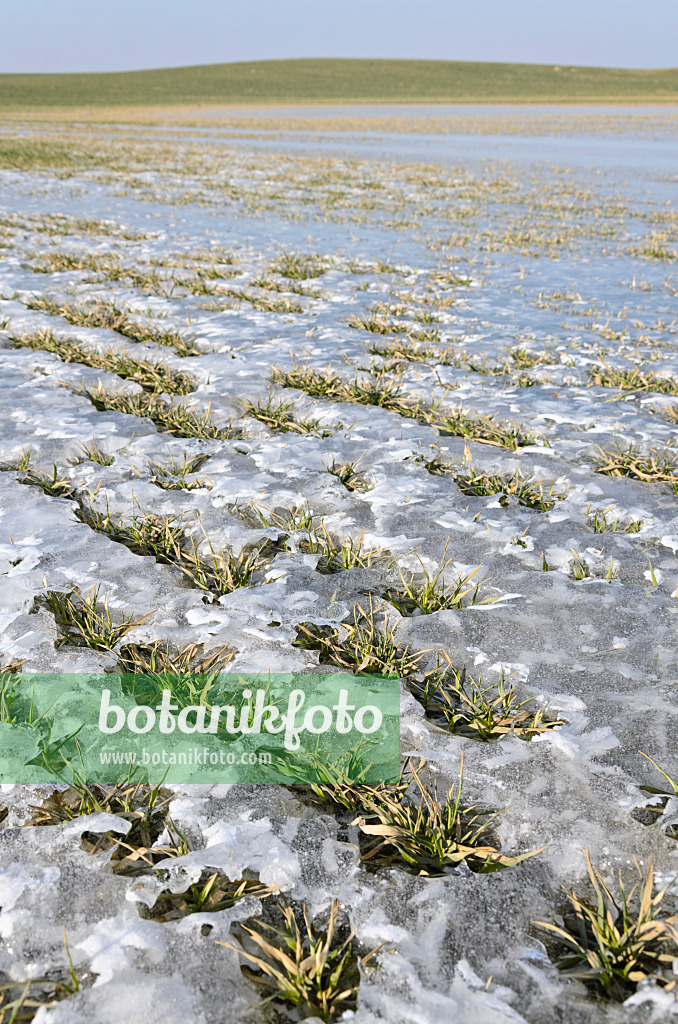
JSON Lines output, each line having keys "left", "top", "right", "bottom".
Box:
{"left": 0, "top": 934, "right": 83, "bottom": 1019}
{"left": 324, "top": 457, "right": 374, "bottom": 493}
{"left": 269, "top": 252, "right": 326, "bottom": 279}
{"left": 302, "top": 527, "right": 392, "bottom": 575}
{"left": 79, "top": 502, "right": 269, "bottom": 599}
{"left": 146, "top": 452, "right": 212, "bottom": 490}
{"left": 19, "top": 463, "right": 78, "bottom": 501}
{"left": 294, "top": 605, "right": 422, "bottom": 678}
{"left": 11, "top": 329, "right": 195, "bottom": 395}
{"left": 451, "top": 451, "right": 565, "bottom": 511}
{"left": 75, "top": 438, "right": 115, "bottom": 466}
{"left": 77, "top": 385, "right": 238, "bottom": 440}
{"left": 236, "top": 500, "right": 317, "bottom": 533}
{"left": 226, "top": 289, "right": 304, "bottom": 314}
{"left": 356, "top": 759, "right": 544, "bottom": 875}
{"left": 632, "top": 751, "right": 678, "bottom": 839}
{"left": 428, "top": 406, "right": 540, "bottom": 450}
{"left": 383, "top": 543, "right": 495, "bottom": 615}
{"left": 77, "top": 502, "right": 187, "bottom": 563}
{"left": 220, "top": 899, "right": 381, "bottom": 1022}
{"left": 271, "top": 365, "right": 345, "bottom": 400}
{"left": 535, "top": 851, "right": 678, "bottom": 1001}
{"left": 588, "top": 504, "right": 642, "bottom": 534}
{"left": 659, "top": 404, "right": 678, "bottom": 425}
{"left": 569, "top": 550, "right": 592, "bottom": 581}
{"left": 343, "top": 371, "right": 409, "bottom": 410}
{"left": 589, "top": 364, "right": 678, "bottom": 396}
{"left": 242, "top": 395, "right": 332, "bottom": 437}
{"left": 348, "top": 314, "right": 409, "bottom": 335}
{"left": 409, "top": 658, "right": 563, "bottom": 741}
{"left": 276, "top": 747, "right": 404, "bottom": 814}
{"left": 41, "top": 586, "right": 151, "bottom": 651}
{"left": 274, "top": 368, "right": 538, "bottom": 450}
{"left": 33, "top": 778, "right": 193, "bottom": 872}
{"left": 250, "top": 274, "right": 319, "bottom": 297}
{"left": 0, "top": 447, "right": 31, "bottom": 472}
{"left": 142, "top": 873, "right": 274, "bottom": 924}
{"left": 594, "top": 443, "right": 678, "bottom": 494}
{"left": 368, "top": 338, "right": 439, "bottom": 363}
{"left": 505, "top": 345, "right": 558, "bottom": 369}
{"left": 174, "top": 537, "right": 271, "bottom": 599}
{"left": 26, "top": 297, "right": 198, "bottom": 356}
{"left": 115, "top": 641, "right": 237, "bottom": 716}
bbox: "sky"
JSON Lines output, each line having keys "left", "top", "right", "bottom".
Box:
{"left": 4, "top": 0, "right": 675, "bottom": 74}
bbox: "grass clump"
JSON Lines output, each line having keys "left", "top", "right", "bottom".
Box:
{"left": 445, "top": 453, "right": 566, "bottom": 511}
{"left": 298, "top": 527, "right": 391, "bottom": 574}
{"left": 273, "top": 365, "right": 540, "bottom": 448}
{"left": 221, "top": 898, "right": 380, "bottom": 1022}
{"left": 594, "top": 443, "right": 678, "bottom": 494}
{"left": 78, "top": 504, "right": 187, "bottom": 562}
{"left": 368, "top": 338, "right": 456, "bottom": 365}
{"left": 235, "top": 500, "right": 317, "bottom": 533}
{"left": 0, "top": 449, "right": 32, "bottom": 473}
{"left": 324, "top": 457, "right": 374, "bottom": 492}
{"left": 31, "top": 780, "right": 190, "bottom": 872}
{"left": 348, "top": 313, "right": 408, "bottom": 334}
{"left": 631, "top": 752, "right": 678, "bottom": 839}
{"left": 225, "top": 289, "right": 304, "bottom": 314}
{"left": 173, "top": 542, "right": 270, "bottom": 598}
{"left": 41, "top": 586, "right": 151, "bottom": 651}
{"left": 29, "top": 251, "right": 110, "bottom": 273}
{"left": 270, "top": 253, "right": 326, "bottom": 279}
{"left": 383, "top": 553, "right": 491, "bottom": 615}
{"left": 147, "top": 452, "right": 212, "bottom": 490}
{"left": 242, "top": 395, "right": 333, "bottom": 437}
{"left": 505, "top": 345, "right": 558, "bottom": 369}
{"left": 276, "top": 748, "right": 402, "bottom": 814}
{"left": 78, "top": 502, "right": 271, "bottom": 599}
{"left": 116, "top": 639, "right": 235, "bottom": 679}
{"left": 589, "top": 365, "right": 678, "bottom": 396}
{"left": 26, "top": 297, "right": 198, "bottom": 356}
{"left": 74, "top": 438, "right": 115, "bottom": 466}
{"left": 409, "top": 659, "right": 563, "bottom": 741}
{"left": 429, "top": 405, "right": 538, "bottom": 449}
{"left": 535, "top": 851, "right": 678, "bottom": 1001}
{"left": 294, "top": 606, "right": 421, "bottom": 677}
{"left": 142, "top": 873, "right": 273, "bottom": 924}
{"left": 588, "top": 505, "right": 642, "bottom": 533}
{"left": 11, "top": 329, "right": 195, "bottom": 395}
{"left": 19, "top": 463, "right": 78, "bottom": 501}
{"left": 357, "top": 760, "right": 543, "bottom": 875}
{"left": 77, "top": 384, "right": 238, "bottom": 440}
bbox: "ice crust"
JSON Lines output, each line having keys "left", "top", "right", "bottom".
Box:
{"left": 0, "top": 119, "right": 677, "bottom": 1023}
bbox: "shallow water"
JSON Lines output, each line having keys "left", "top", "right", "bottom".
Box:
{"left": 0, "top": 113, "right": 677, "bottom": 1022}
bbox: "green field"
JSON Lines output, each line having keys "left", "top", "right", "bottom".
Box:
{"left": 1, "top": 58, "right": 677, "bottom": 108}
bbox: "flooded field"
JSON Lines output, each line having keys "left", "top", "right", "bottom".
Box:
{"left": 0, "top": 108, "right": 677, "bottom": 1023}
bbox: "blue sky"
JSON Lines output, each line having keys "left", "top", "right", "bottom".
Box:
{"left": 5, "top": 0, "right": 675, "bottom": 74}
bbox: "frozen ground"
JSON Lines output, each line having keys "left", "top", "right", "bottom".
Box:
{"left": 0, "top": 112, "right": 677, "bottom": 1022}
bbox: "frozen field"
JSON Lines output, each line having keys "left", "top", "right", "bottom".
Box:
{"left": 0, "top": 109, "right": 677, "bottom": 1022}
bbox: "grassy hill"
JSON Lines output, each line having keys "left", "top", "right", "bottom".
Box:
{"left": 1, "top": 58, "right": 677, "bottom": 108}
